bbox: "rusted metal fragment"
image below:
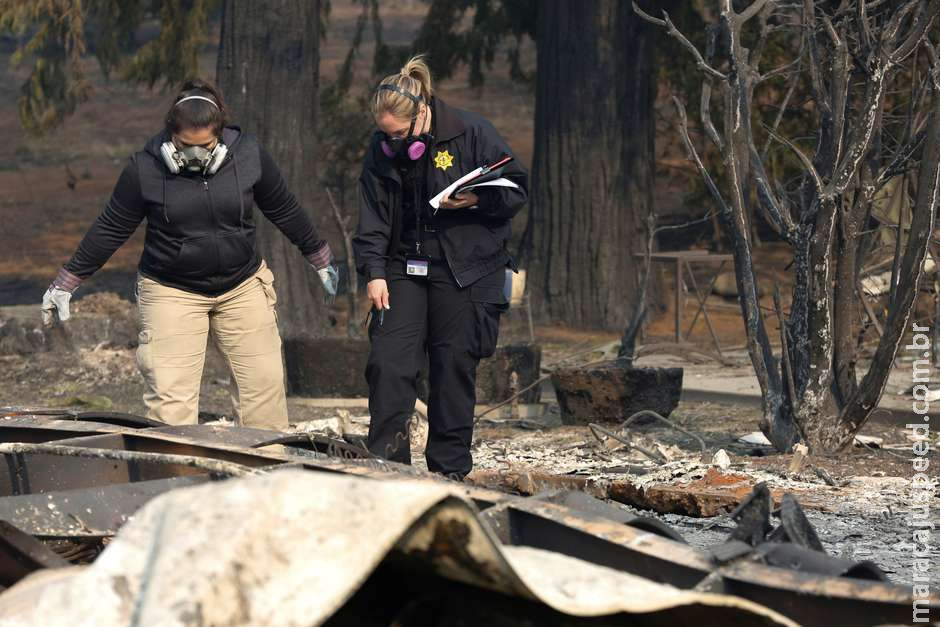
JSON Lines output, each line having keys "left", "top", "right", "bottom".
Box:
{"left": 0, "top": 443, "right": 260, "bottom": 479}
{"left": 530, "top": 489, "right": 687, "bottom": 543}
{"left": 0, "top": 428, "right": 325, "bottom": 497}
{"left": 55, "top": 411, "right": 164, "bottom": 429}
{"left": 495, "top": 499, "right": 712, "bottom": 588}
{"left": 727, "top": 481, "right": 773, "bottom": 545}
{"left": 0, "top": 417, "right": 132, "bottom": 445}
{"left": 0, "top": 409, "right": 163, "bottom": 429}
{"left": 776, "top": 493, "right": 824, "bottom": 551}
{"left": 150, "top": 423, "right": 283, "bottom": 447}
{"left": 719, "top": 561, "right": 937, "bottom": 627}
{"left": 499, "top": 498, "right": 929, "bottom": 626}
{"left": 0, "top": 476, "right": 208, "bottom": 538}
{"left": 0, "top": 520, "right": 69, "bottom": 587}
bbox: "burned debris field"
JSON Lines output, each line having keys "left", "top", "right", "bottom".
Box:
{"left": 0, "top": 305, "right": 936, "bottom": 624}
{"left": 1, "top": 0, "right": 939, "bottom": 625}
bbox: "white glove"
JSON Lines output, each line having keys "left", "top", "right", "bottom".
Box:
{"left": 318, "top": 265, "right": 339, "bottom": 302}
{"left": 41, "top": 286, "right": 73, "bottom": 326}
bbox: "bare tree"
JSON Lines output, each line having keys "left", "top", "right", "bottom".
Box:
{"left": 326, "top": 188, "right": 359, "bottom": 337}
{"left": 636, "top": 0, "right": 940, "bottom": 452}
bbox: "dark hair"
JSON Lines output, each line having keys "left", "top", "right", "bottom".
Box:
{"left": 164, "top": 78, "right": 230, "bottom": 135}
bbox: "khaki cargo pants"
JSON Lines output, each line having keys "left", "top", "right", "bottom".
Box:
{"left": 136, "top": 261, "right": 288, "bottom": 430}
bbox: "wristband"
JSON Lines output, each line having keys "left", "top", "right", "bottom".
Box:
{"left": 304, "top": 242, "right": 333, "bottom": 270}
{"left": 53, "top": 267, "right": 83, "bottom": 292}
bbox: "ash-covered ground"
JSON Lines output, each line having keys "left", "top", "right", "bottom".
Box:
{"left": 1, "top": 297, "right": 936, "bottom": 586}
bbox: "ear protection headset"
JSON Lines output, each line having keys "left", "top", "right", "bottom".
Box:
{"left": 377, "top": 83, "right": 431, "bottom": 161}
{"left": 160, "top": 94, "right": 228, "bottom": 176}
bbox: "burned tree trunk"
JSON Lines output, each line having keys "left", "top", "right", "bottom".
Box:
{"left": 639, "top": 0, "right": 940, "bottom": 452}
{"left": 524, "top": 0, "right": 655, "bottom": 331}
{"left": 217, "top": 0, "right": 326, "bottom": 339}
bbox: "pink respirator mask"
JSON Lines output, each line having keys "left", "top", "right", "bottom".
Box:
{"left": 377, "top": 83, "right": 430, "bottom": 161}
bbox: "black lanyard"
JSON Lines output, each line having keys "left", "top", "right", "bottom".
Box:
{"left": 401, "top": 153, "right": 428, "bottom": 257}
{"left": 413, "top": 170, "right": 423, "bottom": 256}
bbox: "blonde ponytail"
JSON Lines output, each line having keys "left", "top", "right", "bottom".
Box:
{"left": 400, "top": 56, "right": 432, "bottom": 101}
{"left": 372, "top": 54, "right": 434, "bottom": 120}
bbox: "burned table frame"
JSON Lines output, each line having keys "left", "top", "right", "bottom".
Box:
{"left": 856, "top": 241, "right": 940, "bottom": 365}
{"left": 638, "top": 251, "right": 734, "bottom": 355}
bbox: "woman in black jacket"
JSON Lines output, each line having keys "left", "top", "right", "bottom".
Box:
{"left": 354, "top": 56, "right": 528, "bottom": 479}
{"left": 41, "top": 78, "right": 337, "bottom": 430}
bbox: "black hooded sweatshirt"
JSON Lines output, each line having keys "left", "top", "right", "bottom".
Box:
{"left": 64, "top": 126, "right": 328, "bottom": 296}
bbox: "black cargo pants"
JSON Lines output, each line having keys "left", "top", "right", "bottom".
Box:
{"left": 365, "top": 258, "right": 507, "bottom": 478}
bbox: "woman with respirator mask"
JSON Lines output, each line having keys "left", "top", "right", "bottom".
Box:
{"left": 354, "top": 55, "right": 529, "bottom": 479}
{"left": 41, "top": 78, "right": 338, "bottom": 431}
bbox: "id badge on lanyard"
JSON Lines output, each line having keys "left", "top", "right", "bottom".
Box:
{"left": 405, "top": 155, "right": 431, "bottom": 279}
{"left": 406, "top": 255, "right": 430, "bottom": 278}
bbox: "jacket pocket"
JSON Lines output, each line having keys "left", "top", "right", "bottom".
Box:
{"left": 170, "top": 235, "right": 212, "bottom": 277}
{"left": 468, "top": 282, "right": 508, "bottom": 360}
{"left": 217, "top": 231, "right": 253, "bottom": 275}
{"left": 439, "top": 222, "right": 504, "bottom": 276}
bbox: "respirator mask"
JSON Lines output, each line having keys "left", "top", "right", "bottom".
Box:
{"left": 160, "top": 94, "right": 228, "bottom": 176}
{"left": 163, "top": 141, "right": 226, "bottom": 175}
{"left": 378, "top": 84, "right": 431, "bottom": 162}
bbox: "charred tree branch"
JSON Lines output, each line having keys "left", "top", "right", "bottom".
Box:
{"left": 761, "top": 55, "right": 803, "bottom": 157}
{"left": 891, "top": 1, "right": 940, "bottom": 64}
{"left": 763, "top": 123, "right": 825, "bottom": 198}
{"left": 738, "top": 0, "right": 774, "bottom": 24}
{"left": 632, "top": 3, "right": 728, "bottom": 81}
{"left": 673, "top": 96, "right": 732, "bottom": 218}
{"left": 701, "top": 25, "right": 725, "bottom": 152}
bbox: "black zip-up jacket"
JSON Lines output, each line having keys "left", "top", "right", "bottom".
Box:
{"left": 64, "top": 126, "right": 329, "bottom": 296}
{"left": 353, "top": 98, "right": 528, "bottom": 288}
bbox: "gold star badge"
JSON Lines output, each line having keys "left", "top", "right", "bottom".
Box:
{"left": 434, "top": 149, "right": 454, "bottom": 171}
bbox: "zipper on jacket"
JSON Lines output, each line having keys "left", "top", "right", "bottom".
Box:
{"left": 427, "top": 136, "right": 463, "bottom": 288}
{"left": 203, "top": 178, "right": 216, "bottom": 224}
{"left": 203, "top": 179, "right": 222, "bottom": 284}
